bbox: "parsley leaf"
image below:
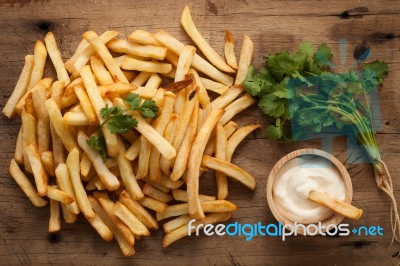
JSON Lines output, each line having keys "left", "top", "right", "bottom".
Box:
{"left": 86, "top": 134, "right": 107, "bottom": 162}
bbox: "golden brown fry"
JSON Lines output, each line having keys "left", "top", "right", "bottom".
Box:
{"left": 116, "top": 136, "right": 144, "bottom": 200}
{"left": 154, "top": 30, "right": 233, "bottom": 86}
{"left": 163, "top": 214, "right": 192, "bottom": 233}
{"left": 28, "top": 40, "right": 47, "bottom": 89}
{"left": 41, "top": 151, "right": 55, "bottom": 177}
{"left": 55, "top": 163, "right": 80, "bottom": 215}
{"left": 26, "top": 144, "right": 48, "bottom": 196}
{"left": 2, "top": 55, "right": 34, "bottom": 118}
{"left": 91, "top": 56, "right": 114, "bottom": 85}
{"left": 32, "top": 83, "right": 51, "bottom": 153}
{"left": 219, "top": 94, "right": 255, "bottom": 125}
{"left": 82, "top": 31, "right": 128, "bottom": 83}
{"left": 9, "top": 159, "right": 47, "bottom": 207}
{"left": 16, "top": 78, "right": 52, "bottom": 114}
{"left": 226, "top": 124, "right": 260, "bottom": 161}
{"left": 49, "top": 198, "right": 61, "bottom": 232}
{"left": 160, "top": 114, "right": 178, "bottom": 175}
{"left": 119, "top": 190, "right": 158, "bottom": 230}
{"left": 173, "top": 90, "right": 197, "bottom": 148}
{"left": 180, "top": 5, "right": 234, "bottom": 73}
{"left": 171, "top": 189, "right": 216, "bottom": 202}
{"left": 189, "top": 68, "right": 211, "bottom": 109}
{"left": 211, "top": 85, "right": 243, "bottom": 110}
{"left": 80, "top": 152, "right": 92, "bottom": 179}
{"left": 136, "top": 136, "right": 151, "bottom": 179}
{"left": 21, "top": 109, "right": 36, "bottom": 173}
{"left": 122, "top": 58, "right": 172, "bottom": 74}
{"left": 144, "top": 175, "right": 184, "bottom": 190}
{"left": 200, "top": 77, "right": 229, "bottom": 95}
{"left": 60, "top": 203, "right": 78, "bottom": 224}
{"left": 125, "top": 137, "right": 141, "bottom": 161}
{"left": 235, "top": 34, "right": 254, "bottom": 85}
{"left": 215, "top": 123, "right": 228, "bottom": 200}
{"left": 175, "top": 45, "right": 196, "bottom": 82}
{"left": 44, "top": 32, "right": 70, "bottom": 85}
{"left": 131, "top": 72, "right": 151, "bottom": 86}
{"left": 128, "top": 30, "right": 162, "bottom": 46}
{"left": 66, "top": 148, "right": 96, "bottom": 219}
{"left": 163, "top": 212, "right": 231, "bottom": 247}
{"left": 138, "top": 196, "right": 168, "bottom": 213}
{"left": 14, "top": 128, "right": 24, "bottom": 164}
{"left": 201, "top": 156, "right": 256, "bottom": 190}
{"left": 224, "top": 30, "right": 238, "bottom": 69}
{"left": 113, "top": 202, "right": 150, "bottom": 236}
{"left": 46, "top": 185, "right": 74, "bottom": 204}
{"left": 46, "top": 98, "right": 78, "bottom": 152}
{"left": 164, "top": 77, "right": 193, "bottom": 94}
{"left": 187, "top": 109, "right": 225, "bottom": 219}
{"left": 143, "top": 183, "right": 173, "bottom": 203}
{"left": 74, "top": 83, "right": 97, "bottom": 125}
{"left": 107, "top": 39, "right": 167, "bottom": 60}
{"left": 203, "top": 121, "right": 239, "bottom": 157}
{"left": 77, "top": 131, "right": 120, "bottom": 191}
{"left": 86, "top": 214, "right": 114, "bottom": 242}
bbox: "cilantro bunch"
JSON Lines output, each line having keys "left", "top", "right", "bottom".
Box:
{"left": 87, "top": 93, "right": 158, "bottom": 160}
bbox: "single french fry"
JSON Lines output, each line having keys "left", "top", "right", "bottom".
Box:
{"left": 189, "top": 68, "right": 211, "bottom": 109}
{"left": 26, "top": 144, "right": 48, "bottom": 196}
{"left": 138, "top": 196, "right": 168, "bottom": 213}
{"left": 163, "top": 214, "right": 192, "bottom": 233}
{"left": 49, "top": 198, "right": 61, "bottom": 232}
{"left": 89, "top": 196, "right": 135, "bottom": 256}
{"left": 203, "top": 121, "right": 239, "bottom": 157}
{"left": 122, "top": 58, "right": 172, "bottom": 74}
{"left": 81, "top": 31, "right": 128, "bottom": 83}
{"left": 224, "top": 30, "right": 238, "bottom": 69}
{"left": 226, "top": 124, "right": 260, "bottom": 161}
{"left": 46, "top": 185, "right": 74, "bottom": 205}
{"left": 55, "top": 163, "right": 80, "bottom": 215}
{"left": 113, "top": 202, "right": 150, "bottom": 236}
{"left": 66, "top": 148, "right": 96, "bottom": 219}
{"left": 211, "top": 85, "right": 243, "bottom": 110}
{"left": 86, "top": 214, "right": 114, "bottom": 242}
{"left": 41, "top": 151, "right": 55, "bottom": 177}
{"left": 80, "top": 152, "right": 92, "bottom": 178}
{"left": 234, "top": 34, "right": 254, "bottom": 85}
{"left": 45, "top": 98, "right": 78, "bottom": 152}
{"left": 67, "top": 31, "right": 120, "bottom": 74}
{"left": 116, "top": 136, "right": 144, "bottom": 200}
{"left": 14, "top": 128, "right": 24, "bottom": 164}
{"left": 91, "top": 56, "right": 114, "bottom": 85}
{"left": 32, "top": 83, "right": 51, "bottom": 153}
{"left": 155, "top": 30, "right": 233, "bottom": 86}
{"left": 93, "top": 192, "right": 135, "bottom": 246}
{"left": 9, "top": 159, "right": 47, "bottom": 207}
{"left": 107, "top": 39, "right": 167, "bottom": 60}
{"left": 51, "top": 124, "right": 65, "bottom": 166}
{"left": 180, "top": 5, "right": 235, "bottom": 73}
{"left": 119, "top": 190, "right": 158, "bottom": 230}
{"left": 44, "top": 32, "right": 70, "bottom": 85}
{"left": 28, "top": 40, "right": 47, "bottom": 89}
{"left": 157, "top": 200, "right": 237, "bottom": 221}
{"left": 143, "top": 183, "right": 173, "bottom": 203}
{"left": 172, "top": 189, "right": 216, "bottom": 202}
{"left": 128, "top": 30, "right": 162, "bottom": 46}
{"left": 125, "top": 137, "right": 141, "bottom": 161}
{"left": 80, "top": 65, "right": 118, "bottom": 156}
{"left": 60, "top": 203, "right": 78, "bottom": 224}
{"left": 160, "top": 114, "right": 178, "bottom": 175}
{"left": 21, "top": 109, "right": 36, "bottom": 173}
{"left": 152, "top": 183, "right": 170, "bottom": 194}
{"left": 16, "top": 77, "right": 52, "bottom": 114}
{"left": 77, "top": 131, "right": 120, "bottom": 191}
{"left": 175, "top": 45, "right": 196, "bottom": 82}
{"left": 163, "top": 212, "right": 231, "bottom": 247}
{"left": 144, "top": 175, "right": 184, "bottom": 190}
{"left": 215, "top": 123, "right": 228, "bottom": 200}
{"left": 200, "top": 77, "right": 229, "bottom": 95}
{"left": 131, "top": 72, "right": 151, "bottom": 86}
{"left": 63, "top": 111, "right": 92, "bottom": 126}
{"left": 219, "top": 94, "right": 255, "bottom": 125}
{"left": 2, "top": 55, "right": 34, "bottom": 118}
{"left": 187, "top": 109, "right": 225, "bottom": 219}
{"left": 73, "top": 84, "right": 97, "bottom": 125}
{"left": 136, "top": 136, "right": 151, "bottom": 179}
{"left": 201, "top": 156, "right": 256, "bottom": 190}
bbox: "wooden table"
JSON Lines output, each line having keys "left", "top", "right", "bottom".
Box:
{"left": 1, "top": 0, "right": 399, "bottom": 265}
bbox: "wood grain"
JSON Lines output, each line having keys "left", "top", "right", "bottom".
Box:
{"left": 1, "top": 0, "right": 400, "bottom": 265}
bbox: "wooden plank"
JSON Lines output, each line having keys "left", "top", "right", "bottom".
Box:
{"left": 0, "top": 0, "right": 400, "bottom": 265}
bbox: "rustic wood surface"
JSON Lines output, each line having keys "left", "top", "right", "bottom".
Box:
{"left": 1, "top": 0, "right": 400, "bottom": 265}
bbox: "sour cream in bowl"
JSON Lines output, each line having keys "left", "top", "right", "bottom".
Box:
{"left": 266, "top": 149, "right": 353, "bottom": 234}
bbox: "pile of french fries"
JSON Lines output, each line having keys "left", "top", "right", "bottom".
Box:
{"left": 3, "top": 5, "right": 259, "bottom": 256}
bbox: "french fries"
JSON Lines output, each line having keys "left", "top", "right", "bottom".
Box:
{"left": 3, "top": 7, "right": 258, "bottom": 256}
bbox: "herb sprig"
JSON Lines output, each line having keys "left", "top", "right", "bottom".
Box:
{"left": 86, "top": 93, "right": 158, "bottom": 160}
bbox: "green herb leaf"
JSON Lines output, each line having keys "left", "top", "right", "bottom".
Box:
{"left": 86, "top": 135, "right": 107, "bottom": 161}
{"left": 107, "top": 114, "right": 138, "bottom": 134}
